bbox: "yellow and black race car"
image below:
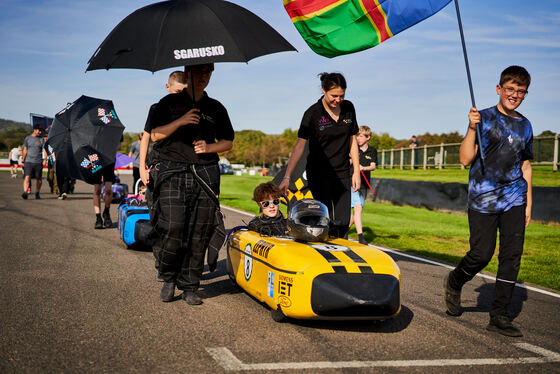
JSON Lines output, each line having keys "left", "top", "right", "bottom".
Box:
{"left": 226, "top": 214, "right": 401, "bottom": 322}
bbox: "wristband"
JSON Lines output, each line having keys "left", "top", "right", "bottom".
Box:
{"left": 283, "top": 176, "right": 290, "bottom": 180}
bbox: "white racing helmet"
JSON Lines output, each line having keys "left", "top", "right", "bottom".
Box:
{"left": 287, "top": 199, "right": 330, "bottom": 242}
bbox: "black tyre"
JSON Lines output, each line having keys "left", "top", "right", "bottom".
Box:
{"left": 271, "top": 306, "right": 286, "bottom": 322}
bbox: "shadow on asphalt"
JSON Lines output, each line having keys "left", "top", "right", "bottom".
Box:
{"left": 289, "top": 305, "right": 414, "bottom": 333}
{"left": 461, "top": 279, "right": 528, "bottom": 319}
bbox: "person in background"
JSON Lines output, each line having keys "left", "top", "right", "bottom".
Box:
{"left": 140, "top": 71, "right": 187, "bottom": 186}
{"left": 349, "top": 125, "right": 377, "bottom": 245}
{"left": 279, "top": 72, "right": 360, "bottom": 238}
{"left": 150, "top": 63, "right": 233, "bottom": 306}
{"left": 21, "top": 125, "right": 47, "bottom": 200}
{"left": 247, "top": 182, "right": 287, "bottom": 236}
{"left": 92, "top": 135, "right": 122, "bottom": 229}
{"left": 128, "top": 133, "right": 142, "bottom": 188}
{"left": 409, "top": 135, "right": 418, "bottom": 148}
{"left": 9, "top": 145, "right": 22, "bottom": 178}
{"left": 444, "top": 66, "right": 533, "bottom": 338}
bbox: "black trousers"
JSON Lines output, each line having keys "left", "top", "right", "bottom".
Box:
{"left": 153, "top": 163, "right": 220, "bottom": 291}
{"left": 307, "top": 172, "right": 351, "bottom": 229}
{"left": 132, "top": 167, "right": 140, "bottom": 190}
{"left": 449, "top": 205, "right": 526, "bottom": 317}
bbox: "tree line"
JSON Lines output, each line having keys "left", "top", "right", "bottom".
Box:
{"left": 1, "top": 117, "right": 555, "bottom": 166}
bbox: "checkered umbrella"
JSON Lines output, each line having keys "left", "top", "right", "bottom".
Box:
{"left": 46, "top": 95, "right": 124, "bottom": 184}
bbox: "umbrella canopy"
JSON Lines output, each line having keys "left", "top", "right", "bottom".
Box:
{"left": 86, "top": 0, "right": 296, "bottom": 72}
{"left": 46, "top": 95, "right": 125, "bottom": 184}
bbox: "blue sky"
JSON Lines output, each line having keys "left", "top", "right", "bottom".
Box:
{"left": 0, "top": 0, "right": 559, "bottom": 139}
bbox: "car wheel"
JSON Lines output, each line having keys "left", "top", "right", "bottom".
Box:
{"left": 271, "top": 306, "right": 286, "bottom": 322}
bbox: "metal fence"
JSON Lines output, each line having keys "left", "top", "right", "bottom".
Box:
{"left": 379, "top": 134, "right": 559, "bottom": 171}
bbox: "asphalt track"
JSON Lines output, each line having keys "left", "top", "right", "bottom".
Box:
{"left": 1, "top": 173, "right": 559, "bottom": 373}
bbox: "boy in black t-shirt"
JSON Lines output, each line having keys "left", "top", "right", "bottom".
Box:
{"left": 349, "top": 125, "right": 377, "bottom": 245}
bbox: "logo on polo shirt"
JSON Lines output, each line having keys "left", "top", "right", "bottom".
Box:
{"left": 318, "top": 116, "right": 331, "bottom": 131}
{"left": 173, "top": 46, "right": 225, "bottom": 60}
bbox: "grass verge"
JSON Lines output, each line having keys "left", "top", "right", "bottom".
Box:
{"left": 220, "top": 174, "right": 560, "bottom": 291}
{"left": 373, "top": 165, "right": 560, "bottom": 187}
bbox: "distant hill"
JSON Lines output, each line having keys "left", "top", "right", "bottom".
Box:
{"left": 0, "top": 118, "right": 29, "bottom": 132}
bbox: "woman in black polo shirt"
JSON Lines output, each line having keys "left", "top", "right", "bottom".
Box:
{"left": 279, "top": 72, "right": 360, "bottom": 236}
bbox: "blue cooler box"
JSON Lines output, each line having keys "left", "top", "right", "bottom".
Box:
{"left": 118, "top": 202, "right": 152, "bottom": 248}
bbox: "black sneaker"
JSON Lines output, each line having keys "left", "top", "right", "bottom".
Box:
{"left": 21, "top": 192, "right": 28, "bottom": 200}
{"left": 486, "top": 315, "right": 523, "bottom": 337}
{"left": 94, "top": 216, "right": 104, "bottom": 229}
{"left": 182, "top": 291, "right": 203, "bottom": 305}
{"left": 443, "top": 272, "right": 461, "bottom": 316}
{"left": 103, "top": 212, "right": 112, "bottom": 228}
{"left": 160, "top": 282, "right": 175, "bottom": 302}
{"left": 35, "top": 192, "right": 41, "bottom": 199}
{"left": 358, "top": 235, "right": 369, "bottom": 245}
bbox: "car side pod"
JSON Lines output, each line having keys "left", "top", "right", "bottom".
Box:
{"left": 226, "top": 228, "right": 401, "bottom": 322}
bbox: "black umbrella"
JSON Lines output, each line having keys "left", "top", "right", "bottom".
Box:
{"left": 46, "top": 95, "right": 125, "bottom": 184}
{"left": 86, "top": 0, "right": 296, "bottom": 72}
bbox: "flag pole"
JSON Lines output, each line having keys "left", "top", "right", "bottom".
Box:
{"left": 453, "top": 0, "right": 485, "bottom": 166}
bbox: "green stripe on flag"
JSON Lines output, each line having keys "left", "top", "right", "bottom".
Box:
{"left": 292, "top": 0, "right": 380, "bottom": 58}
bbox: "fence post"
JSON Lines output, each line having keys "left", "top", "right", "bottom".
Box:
{"left": 411, "top": 148, "right": 415, "bottom": 169}
{"left": 423, "top": 145, "right": 427, "bottom": 170}
{"left": 390, "top": 149, "right": 394, "bottom": 169}
{"left": 439, "top": 143, "right": 444, "bottom": 170}
{"left": 400, "top": 148, "right": 404, "bottom": 170}
{"left": 381, "top": 150, "right": 385, "bottom": 170}
{"left": 554, "top": 133, "right": 559, "bottom": 172}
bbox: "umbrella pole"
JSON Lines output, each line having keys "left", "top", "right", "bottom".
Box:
{"left": 188, "top": 65, "right": 202, "bottom": 141}
{"left": 453, "top": 0, "right": 485, "bottom": 170}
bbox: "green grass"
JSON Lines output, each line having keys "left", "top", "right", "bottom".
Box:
{"left": 374, "top": 165, "right": 560, "bottom": 187}
{"left": 220, "top": 174, "right": 560, "bottom": 291}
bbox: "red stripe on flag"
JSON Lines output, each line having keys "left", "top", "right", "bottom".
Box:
{"left": 284, "top": 0, "right": 343, "bottom": 19}
{"left": 361, "top": 0, "right": 392, "bottom": 41}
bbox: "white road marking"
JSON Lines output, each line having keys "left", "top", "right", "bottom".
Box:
{"left": 220, "top": 206, "right": 560, "bottom": 299}
{"left": 206, "top": 343, "right": 560, "bottom": 371}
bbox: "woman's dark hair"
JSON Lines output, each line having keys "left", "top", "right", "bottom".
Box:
{"left": 318, "top": 72, "right": 346, "bottom": 91}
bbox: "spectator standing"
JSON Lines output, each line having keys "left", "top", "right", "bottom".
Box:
{"left": 128, "top": 133, "right": 142, "bottom": 188}
{"left": 409, "top": 135, "right": 418, "bottom": 148}
{"left": 150, "top": 63, "right": 233, "bottom": 306}
{"left": 444, "top": 66, "right": 533, "bottom": 338}
{"left": 9, "top": 145, "right": 22, "bottom": 178}
{"left": 279, "top": 72, "right": 360, "bottom": 237}
{"left": 21, "top": 125, "right": 47, "bottom": 199}
{"left": 349, "top": 125, "right": 377, "bottom": 245}
{"left": 92, "top": 136, "right": 122, "bottom": 229}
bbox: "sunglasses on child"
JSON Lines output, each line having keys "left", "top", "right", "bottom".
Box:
{"left": 259, "top": 199, "right": 280, "bottom": 208}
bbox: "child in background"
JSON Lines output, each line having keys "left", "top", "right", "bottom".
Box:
{"left": 349, "top": 125, "right": 377, "bottom": 245}
{"left": 248, "top": 182, "right": 287, "bottom": 236}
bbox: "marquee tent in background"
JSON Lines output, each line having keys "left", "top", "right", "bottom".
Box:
{"left": 284, "top": 0, "right": 486, "bottom": 165}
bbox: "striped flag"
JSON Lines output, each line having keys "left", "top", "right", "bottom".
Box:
{"left": 284, "top": 0, "right": 451, "bottom": 58}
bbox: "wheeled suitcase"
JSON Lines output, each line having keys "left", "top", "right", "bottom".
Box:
{"left": 118, "top": 201, "right": 152, "bottom": 249}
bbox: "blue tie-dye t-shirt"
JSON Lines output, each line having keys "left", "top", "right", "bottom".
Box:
{"left": 468, "top": 106, "right": 533, "bottom": 213}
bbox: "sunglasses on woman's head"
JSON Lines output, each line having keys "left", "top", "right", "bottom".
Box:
{"left": 259, "top": 199, "right": 280, "bottom": 208}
